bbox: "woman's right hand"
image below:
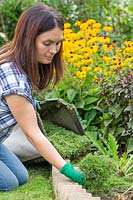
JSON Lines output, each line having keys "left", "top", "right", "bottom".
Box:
{"left": 60, "top": 163, "right": 86, "bottom": 186}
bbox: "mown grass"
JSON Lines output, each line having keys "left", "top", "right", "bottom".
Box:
{"left": 0, "top": 162, "right": 52, "bottom": 200}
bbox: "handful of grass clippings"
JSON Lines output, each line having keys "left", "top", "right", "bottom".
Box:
{"left": 43, "top": 120, "right": 90, "bottom": 160}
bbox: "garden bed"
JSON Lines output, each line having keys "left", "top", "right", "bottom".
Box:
{"left": 45, "top": 120, "right": 132, "bottom": 200}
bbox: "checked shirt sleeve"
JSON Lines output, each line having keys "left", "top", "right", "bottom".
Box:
{"left": 0, "top": 62, "right": 34, "bottom": 105}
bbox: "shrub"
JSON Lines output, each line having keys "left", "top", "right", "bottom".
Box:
{"left": 99, "top": 70, "right": 133, "bottom": 153}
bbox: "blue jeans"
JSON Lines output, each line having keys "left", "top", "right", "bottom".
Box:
{"left": 0, "top": 143, "right": 29, "bottom": 191}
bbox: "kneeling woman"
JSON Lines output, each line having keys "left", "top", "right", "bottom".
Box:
{"left": 0, "top": 3, "right": 85, "bottom": 191}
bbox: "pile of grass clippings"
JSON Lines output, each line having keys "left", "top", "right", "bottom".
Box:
{"left": 43, "top": 120, "right": 91, "bottom": 160}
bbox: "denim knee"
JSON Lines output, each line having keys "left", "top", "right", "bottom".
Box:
{"left": 18, "top": 167, "right": 29, "bottom": 186}
{"left": 0, "top": 168, "right": 29, "bottom": 191}
{"left": 0, "top": 173, "right": 19, "bottom": 191}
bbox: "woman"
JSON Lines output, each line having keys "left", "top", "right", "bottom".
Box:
{"left": 0, "top": 4, "right": 85, "bottom": 191}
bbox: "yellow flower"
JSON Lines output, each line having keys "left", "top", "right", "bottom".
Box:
{"left": 116, "top": 48, "right": 122, "bottom": 55}
{"left": 103, "top": 70, "right": 111, "bottom": 76}
{"left": 76, "top": 71, "right": 86, "bottom": 79}
{"left": 92, "top": 45, "right": 99, "bottom": 53}
{"left": 64, "top": 23, "right": 71, "bottom": 29}
{"left": 81, "top": 66, "right": 88, "bottom": 72}
{"left": 62, "top": 18, "right": 132, "bottom": 81}
{"left": 92, "top": 22, "right": 102, "bottom": 29}
{"left": 124, "top": 40, "right": 133, "bottom": 47}
{"left": 86, "top": 66, "right": 92, "bottom": 71}
{"left": 113, "top": 65, "right": 119, "bottom": 70}
{"left": 103, "top": 37, "right": 110, "bottom": 43}
{"left": 123, "top": 47, "right": 133, "bottom": 56}
{"left": 94, "top": 66, "right": 100, "bottom": 72}
{"left": 75, "top": 62, "right": 82, "bottom": 68}
{"left": 83, "top": 52, "right": 93, "bottom": 59}
{"left": 74, "top": 21, "right": 82, "bottom": 27}
{"left": 101, "top": 56, "right": 111, "bottom": 64}
{"left": 80, "top": 22, "right": 88, "bottom": 30}
{"left": 86, "top": 19, "right": 96, "bottom": 25}
{"left": 103, "top": 44, "right": 113, "bottom": 52}
{"left": 76, "top": 71, "right": 81, "bottom": 77}
{"left": 103, "top": 26, "right": 113, "bottom": 32}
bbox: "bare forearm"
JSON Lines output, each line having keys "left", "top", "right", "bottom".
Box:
{"left": 27, "top": 132, "right": 66, "bottom": 170}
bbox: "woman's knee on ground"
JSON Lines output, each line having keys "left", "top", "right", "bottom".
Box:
{"left": 0, "top": 173, "right": 19, "bottom": 191}
{"left": 0, "top": 168, "right": 29, "bottom": 191}
{"left": 17, "top": 166, "right": 29, "bottom": 186}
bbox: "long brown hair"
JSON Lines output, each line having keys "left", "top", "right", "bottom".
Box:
{"left": 0, "top": 4, "right": 64, "bottom": 90}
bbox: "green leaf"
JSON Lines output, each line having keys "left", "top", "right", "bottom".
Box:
{"left": 110, "top": 104, "right": 123, "bottom": 119}
{"left": 104, "top": 119, "right": 113, "bottom": 127}
{"left": 75, "top": 99, "right": 85, "bottom": 109}
{"left": 85, "top": 97, "right": 98, "bottom": 105}
{"left": 127, "top": 138, "right": 133, "bottom": 153}
{"left": 114, "top": 127, "right": 125, "bottom": 137}
{"left": 124, "top": 105, "right": 131, "bottom": 112}
{"left": 88, "top": 132, "right": 107, "bottom": 155}
{"left": 84, "top": 104, "right": 96, "bottom": 111}
{"left": 85, "top": 110, "right": 97, "bottom": 125}
{"left": 108, "top": 134, "right": 119, "bottom": 162}
{"left": 67, "top": 89, "right": 77, "bottom": 102}
{"left": 87, "top": 87, "right": 100, "bottom": 96}
{"left": 103, "top": 113, "right": 111, "bottom": 120}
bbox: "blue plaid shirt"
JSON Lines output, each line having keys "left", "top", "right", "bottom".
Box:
{"left": 0, "top": 62, "right": 34, "bottom": 142}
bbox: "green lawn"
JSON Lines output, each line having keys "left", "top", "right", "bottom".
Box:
{"left": 0, "top": 162, "right": 52, "bottom": 200}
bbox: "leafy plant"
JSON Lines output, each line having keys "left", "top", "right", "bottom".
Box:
{"left": 87, "top": 132, "right": 133, "bottom": 177}
{"left": 1, "top": 0, "right": 133, "bottom": 45}
{"left": 99, "top": 70, "right": 133, "bottom": 152}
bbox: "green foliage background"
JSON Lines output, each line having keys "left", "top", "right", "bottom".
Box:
{"left": 1, "top": 0, "right": 132, "bottom": 150}
{"left": 1, "top": 0, "right": 133, "bottom": 45}
{"left": 0, "top": 1, "right": 132, "bottom": 197}
{"left": 0, "top": 0, "right": 132, "bottom": 150}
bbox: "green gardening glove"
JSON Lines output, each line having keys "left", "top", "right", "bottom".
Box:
{"left": 60, "top": 163, "right": 85, "bottom": 186}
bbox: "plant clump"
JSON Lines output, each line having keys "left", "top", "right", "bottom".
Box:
{"left": 79, "top": 153, "right": 132, "bottom": 199}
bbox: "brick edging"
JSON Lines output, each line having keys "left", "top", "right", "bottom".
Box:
{"left": 52, "top": 166, "right": 101, "bottom": 200}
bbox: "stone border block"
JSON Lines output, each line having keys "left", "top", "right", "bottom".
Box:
{"left": 52, "top": 166, "right": 100, "bottom": 200}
